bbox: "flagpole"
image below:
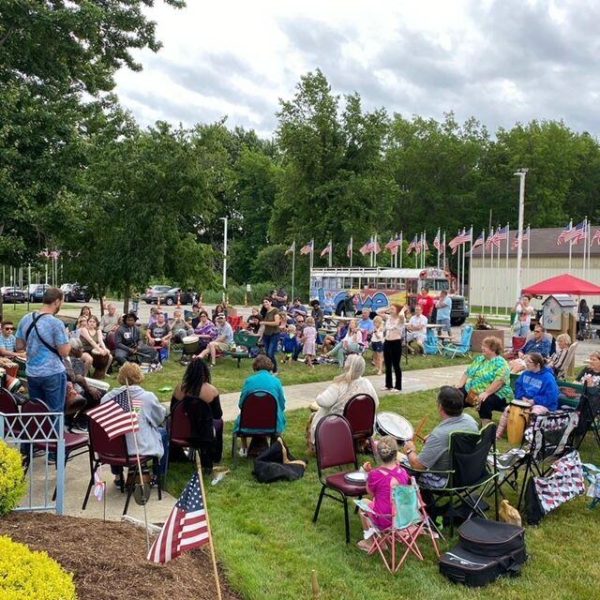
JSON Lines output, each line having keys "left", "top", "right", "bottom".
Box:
{"left": 495, "top": 228, "right": 500, "bottom": 316}
{"left": 527, "top": 225, "right": 530, "bottom": 271}
{"left": 349, "top": 237, "right": 353, "bottom": 268}
{"left": 124, "top": 380, "right": 150, "bottom": 552}
{"left": 481, "top": 232, "right": 486, "bottom": 315}
{"left": 568, "top": 219, "right": 573, "bottom": 273}
{"left": 291, "top": 241, "right": 296, "bottom": 301}
{"left": 582, "top": 217, "right": 588, "bottom": 276}
{"left": 309, "top": 240, "right": 314, "bottom": 297}
{"left": 194, "top": 453, "right": 223, "bottom": 600}
{"left": 328, "top": 239, "right": 332, "bottom": 269}
{"left": 505, "top": 222, "right": 510, "bottom": 315}
{"left": 467, "top": 227, "right": 472, "bottom": 303}
{"left": 399, "top": 236, "right": 403, "bottom": 268}
{"left": 442, "top": 231, "right": 446, "bottom": 271}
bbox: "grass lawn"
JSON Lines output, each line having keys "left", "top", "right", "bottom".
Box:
{"left": 166, "top": 391, "right": 600, "bottom": 600}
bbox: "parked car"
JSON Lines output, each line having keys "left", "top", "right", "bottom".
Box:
{"left": 29, "top": 284, "right": 50, "bottom": 302}
{"left": 143, "top": 285, "right": 172, "bottom": 304}
{"left": 2, "top": 287, "right": 27, "bottom": 303}
{"left": 63, "top": 284, "right": 92, "bottom": 302}
{"left": 158, "top": 287, "right": 196, "bottom": 306}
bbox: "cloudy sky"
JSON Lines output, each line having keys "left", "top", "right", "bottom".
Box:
{"left": 114, "top": 0, "right": 600, "bottom": 138}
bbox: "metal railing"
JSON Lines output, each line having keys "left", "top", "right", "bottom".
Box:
{"left": 0, "top": 411, "right": 66, "bottom": 514}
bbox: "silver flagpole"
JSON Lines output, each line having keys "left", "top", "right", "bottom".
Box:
{"left": 505, "top": 222, "right": 510, "bottom": 315}
{"left": 481, "top": 231, "right": 486, "bottom": 315}
{"left": 568, "top": 219, "right": 573, "bottom": 273}
{"left": 291, "top": 241, "right": 296, "bottom": 301}
{"left": 527, "top": 225, "right": 530, "bottom": 271}
{"left": 582, "top": 217, "right": 588, "bottom": 276}
{"left": 329, "top": 239, "right": 332, "bottom": 269}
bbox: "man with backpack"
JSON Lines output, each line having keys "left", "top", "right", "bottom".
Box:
{"left": 15, "top": 287, "right": 71, "bottom": 413}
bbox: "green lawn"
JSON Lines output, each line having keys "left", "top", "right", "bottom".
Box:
{"left": 166, "top": 391, "right": 600, "bottom": 600}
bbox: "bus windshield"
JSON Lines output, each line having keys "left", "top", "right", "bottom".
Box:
{"left": 425, "top": 279, "right": 449, "bottom": 292}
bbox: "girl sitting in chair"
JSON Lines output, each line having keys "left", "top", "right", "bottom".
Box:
{"left": 358, "top": 436, "right": 409, "bottom": 552}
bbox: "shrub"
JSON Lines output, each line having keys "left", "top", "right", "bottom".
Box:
{"left": 0, "top": 440, "right": 27, "bottom": 516}
{"left": 0, "top": 536, "right": 76, "bottom": 599}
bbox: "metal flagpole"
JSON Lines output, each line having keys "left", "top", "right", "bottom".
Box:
{"left": 124, "top": 380, "right": 150, "bottom": 552}
{"left": 349, "top": 237, "right": 353, "bottom": 268}
{"left": 194, "top": 453, "right": 223, "bottom": 600}
{"left": 442, "top": 231, "right": 446, "bottom": 271}
{"left": 568, "top": 219, "right": 573, "bottom": 273}
{"left": 588, "top": 220, "right": 592, "bottom": 276}
{"left": 527, "top": 225, "right": 531, "bottom": 271}
{"left": 309, "top": 240, "right": 314, "bottom": 297}
{"left": 399, "top": 234, "right": 403, "bottom": 268}
{"left": 291, "top": 241, "right": 296, "bottom": 301}
{"left": 328, "top": 239, "right": 332, "bottom": 268}
{"left": 495, "top": 228, "right": 500, "bottom": 316}
{"left": 374, "top": 234, "right": 378, "bottom": 268}
{"left": 481, "top": 232, "right": 486, "bottom": 314}
{"left": 582, "top": 217, "right": 588, "bottom": 276}
{"left": 505, "top": 222, "right": 510, "bottom": 315}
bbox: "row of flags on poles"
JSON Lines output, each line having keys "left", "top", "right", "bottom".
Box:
{"left": 286, "top": 220, "right": 600, "bottom": 259}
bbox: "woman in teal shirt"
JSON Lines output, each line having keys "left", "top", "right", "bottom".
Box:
{"left": 233, "top": 354, "right": 287, "bottom": 457}
{"left": 456, "top": 336, "right": 513, "bottom": 424}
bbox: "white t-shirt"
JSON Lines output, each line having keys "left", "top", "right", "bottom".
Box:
{"left": 408, "top": 315, "right": 428, "bottom": 340}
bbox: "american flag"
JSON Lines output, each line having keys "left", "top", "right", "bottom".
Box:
{"left": 433, "top": 230, "right": 442, "bottom": 252}
{"left": 300, "top": 240, "right": 313, "bottom": 255}
{"left": 449, "top": 229, "right": 471, "bottom": 254}
{"left": 359, "top": 241, "right": 371, "bottom": 255}
{"left": 320, "top": 241, "right": 332, "bottom": 257}
{"left": 406, "top": 235, "right": 418, "bottom": 254}
{"left": 147, "top": 473, "right": 209, "bottom": 563}
{"left": 285, "top": 242, "right": 295, "bottom": 256}
{"left": 471, "top": 230, "right": 485, "bottom": 252}
{"left": 372, "top": 240, "right": 381, "bottom": 254}
{"left": 485, "top": 226, "right": 495, "bottom": 249}
{"left": 385, "top": 236, "right": 402, "bottom": 253}
{"left": 511, "top": 227, "right": 530, "bottom": 249}
{"left": 491, "top": 225, "right": 509, "bottom": 248}
{"left": 556, "top": 223, "right": 572, "bottom": 245}
{"left": 592, "top": 229, "right": 600, "bottom": 246}
{"left": 422, "top": 235, "right": 429, "bottom": 252}
{"left": 346, "top": 238, "right": 353, "bottom": 257}
{"left": 563, "top": 220, "right": 587, "bottom": 245}
{"left": 86, "top": 389, "right": 141, "bottom": 440}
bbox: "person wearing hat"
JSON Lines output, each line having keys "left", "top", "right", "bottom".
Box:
{"left": 114, "top": 312, "right": 157, "bottom": 366}
{"left": 197, "top": 314, "right": 234, "bottom": 367}
{"left": 310, "top": 299, "right": 324, "bottom": 329}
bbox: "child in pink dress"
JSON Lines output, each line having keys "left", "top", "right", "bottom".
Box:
{"left": 358, "top": 436, "right": 409, "bottom": 551}
{"left": 302, "top": 317, "right": 317, "bottom": 368}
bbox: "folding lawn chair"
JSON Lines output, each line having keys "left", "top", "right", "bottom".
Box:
{"left": 418, "top": 423, "right": 499, "bottom": 536}
{"left": 356, "top": 477, "right": 440, "bottom": 574}
{"left": 424, "top": 328, "right": 442, "bottom": 355}
{"left": 442, "top": 325, "right": 473, "bottom": 358}
{"left": 571, "top": 384, "right": 600, "bottom": 452}
{"left": 494, "top": 410, "right": 580, "bottom": 510}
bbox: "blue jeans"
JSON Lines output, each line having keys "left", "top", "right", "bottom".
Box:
{"left": 514, "top": 323, "right": 529, "bottom": 337}
{"left": 437, "top": 318, "right": 451, "bottom": 335}
{"left": 27, "top": 372, "right": 67, "bottom": 413}
{"left": 262, "top": 334, "right": 279, "bottom": 372}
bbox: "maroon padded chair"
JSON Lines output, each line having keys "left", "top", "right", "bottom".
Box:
{"left": 21, "top": 399, "right": 89, "bottom": 461}
{"left": 82, "top": 417, "right": 161, "bottom": 514}
{"left": 343, "top": 394, "right": 376, "bottom": 454}
{"left": 231, "top": 391, "right": 278, "bottom": 461}
{"left": 312, "top": 414, "right": 367, "bottom": 543}
{"left": 0, "top": 389, "right": 21, "bottom": 436}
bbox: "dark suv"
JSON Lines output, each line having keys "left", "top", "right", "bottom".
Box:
{"left": 158, "top": 287, "right": 196, "bottom": 306}
{"left": 64, "top": 284, "right": 92, "bottom": 302}
{"left": 143, "top": 285, "right": 172, "bottom": 304}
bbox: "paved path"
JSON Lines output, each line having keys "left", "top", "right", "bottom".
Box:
{"left": 218, "top": 364, "right": 467, "bottom": 422}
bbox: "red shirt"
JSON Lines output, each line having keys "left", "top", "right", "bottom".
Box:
{"left": 417, "top": 294, "right": 435, "bottom": 318}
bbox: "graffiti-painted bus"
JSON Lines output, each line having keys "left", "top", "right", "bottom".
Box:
{"left": 310, "top": 267, "right": 469, "bottom": 325}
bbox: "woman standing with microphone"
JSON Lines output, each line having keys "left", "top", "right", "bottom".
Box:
{"left": 377, "top": 304, "right": 406, "bottom": 393}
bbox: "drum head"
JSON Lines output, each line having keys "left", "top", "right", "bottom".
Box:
{"left": 182, "top": 335, "right": 199, "bottom": 344}
{"left": 511, "top": 399, "right": 532, "bottom": 408}
{"left": 376, "top": 412, "right": 414, "bottom": 441}
{"left": 344, "top": 471, "right": 368, "bottom": 484}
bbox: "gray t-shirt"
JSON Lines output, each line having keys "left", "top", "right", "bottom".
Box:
{"left": 418, "top": 413, "right": 478, "bottom": 471}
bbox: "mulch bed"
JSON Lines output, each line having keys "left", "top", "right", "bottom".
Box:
{"left": 0, "top": 512, "right": 240, "bottom": 600}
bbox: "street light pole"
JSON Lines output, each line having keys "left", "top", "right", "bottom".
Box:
{"left": 221, "top": 217, "right": 228, "bottom": 304}
{"left": 514, "top": 168, "right": 528, "bottom": 301}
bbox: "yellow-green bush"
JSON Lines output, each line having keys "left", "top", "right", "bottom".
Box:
{"left": 0, "top": 440, "right": 27, "bottom": 516}
{"left": 0, "top": 536, "right": 76, "bottom": 599}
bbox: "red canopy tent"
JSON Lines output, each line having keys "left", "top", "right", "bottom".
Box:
{"left": 522, "top": 274, "right": 600, "bottom": 296}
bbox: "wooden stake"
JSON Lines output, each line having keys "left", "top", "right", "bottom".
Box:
{"left": 125, "top": 379, "right": 150, "bottom": 552}
{"left": 414, "top": 417, "right": 428, "bottom": 443}
{"left": 194, "top": 453, "right": 223, "bottom": 600}
{"left": 311, "top": 570, "right": 320, "bottom": 599}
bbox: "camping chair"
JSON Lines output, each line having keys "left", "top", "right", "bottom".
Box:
{"left": 424, "top": 328, "right": 442, "bottom": 355}
{"left": 560, "top": 342, "right": 579, "bottom": 379}
{"left": 343, "top": 393, "right": 376, "bottom": 454}
{"left": 82, "top": 417, "right": 161, "bottom": 514}
{"left": 495, "top": 410, "right": 580, "bottom": 510}
{"left": 356, "top": 477, "right": 440, "bottom": 574}
{"left": 0, "top": 389, "right": 22, "bottom": 437}
{"left": 231, "top": 391, "right": 279, "bottom": 463}
{"left": 418, "top": 423, "right": 499, "bottom": 536}
{"left": 312, "top": 415, "right": 366, "bottom": 543}
{"left": 442, "top": 325, "right": 473, "bottom": 358}
{"left": 571, "top": 384, "right": 600, "bottom": 452}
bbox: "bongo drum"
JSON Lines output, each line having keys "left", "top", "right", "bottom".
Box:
{"left": 182, "top": 334, "right": 200, "bottom": 355}
{"left": 4, "top": 374, "right": 25, "bottom": 395}
{"left": 507, "top": 399, "right": 532, "bottom": 446}
{"left": 84, "top": 377, "right": 110, "bottom": 393}
{"left": 376, "top": 412, "right": 414, "bottom": 445}
{"left": 91, "top": 348, "right": 110, "bottom": 370}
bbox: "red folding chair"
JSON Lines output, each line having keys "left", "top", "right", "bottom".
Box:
{"left": 231, "top": 391, "right": 279, "bottom": 462}
{"left": 312, "top": 415, "right": 367, "bottom": 543}
{"left": 343, "top": 393, "right": 376, "bottom": 454}
{"left": 82, "top": 418, "right": 161, "bottom": 514}
{"left": 0, "top": 389, "right": 21, "bottom": 436}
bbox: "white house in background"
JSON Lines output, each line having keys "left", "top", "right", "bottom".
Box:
{"left": 469, "top": 226, "right": 600, "bottom": 312}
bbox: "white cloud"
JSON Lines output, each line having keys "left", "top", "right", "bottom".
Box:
{"left": 114, "top": 0, "right": 600, "bottom": 136}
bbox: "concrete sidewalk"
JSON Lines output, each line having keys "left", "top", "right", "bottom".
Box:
{"left": 218, "top": 363, "right": 467, "bottom": 422}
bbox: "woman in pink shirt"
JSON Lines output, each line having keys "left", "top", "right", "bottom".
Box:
{"left": 358, "top": 436, "right": 409, "bottom": 551}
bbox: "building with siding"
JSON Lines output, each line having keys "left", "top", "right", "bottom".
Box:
{"left": 469, "top": 227, "right": 600, "bottom": 311}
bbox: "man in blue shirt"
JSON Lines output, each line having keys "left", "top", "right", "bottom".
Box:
{"left": 519, "top": 325, "right": 552, "bottom": 358}
{"left": 435, "top": 291, "right": 453, "bottom": 335}
{"left": 16, "top": 288, "right": 70, "bottom": 413}
{"left": 358, "top": 308, "right": 375, "bottom": 338}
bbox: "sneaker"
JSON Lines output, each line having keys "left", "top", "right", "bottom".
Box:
{"left": 380, "top": 386, "right": 392, "bottom": 391}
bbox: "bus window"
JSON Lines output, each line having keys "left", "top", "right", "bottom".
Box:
{"left": 425, "top": 279, "right": 449, "bottom": 291}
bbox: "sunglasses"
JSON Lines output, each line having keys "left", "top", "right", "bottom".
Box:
{"left": 4, "top": 327, "right": 14, "bottom": 331}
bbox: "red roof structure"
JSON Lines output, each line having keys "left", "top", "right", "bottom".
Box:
{"left": 522, "top": 274, "right": 600, "bottom": 296}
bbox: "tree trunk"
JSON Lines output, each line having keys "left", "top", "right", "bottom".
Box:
{"left": 123, "top": 282, "right": 130, "bottom": 314}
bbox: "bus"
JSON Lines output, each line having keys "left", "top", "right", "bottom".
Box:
{"left": 310, "top": 267, "right": 469, "bottom": 325}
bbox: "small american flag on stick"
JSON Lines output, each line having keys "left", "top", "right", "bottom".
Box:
{"left": 148, "top": 472, "right": 209, "bottom": 563}
{"left": 86, "top": 389, "right": 141, "bottom": 440}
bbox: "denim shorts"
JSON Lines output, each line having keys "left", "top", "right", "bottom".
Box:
{"left": 371, "top": 341, "right": 383, "bottom": 353}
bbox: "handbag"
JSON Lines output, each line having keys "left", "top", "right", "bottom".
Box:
{"left": 465, "top": 389, "right": 480, "bottom": 407}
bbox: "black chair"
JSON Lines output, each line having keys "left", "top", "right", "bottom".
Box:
{"left": 572, "top": 384, "right": 600, "bottom": 451}
{"left": 418, "top": 423, "right": 499, "bottom": 536}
